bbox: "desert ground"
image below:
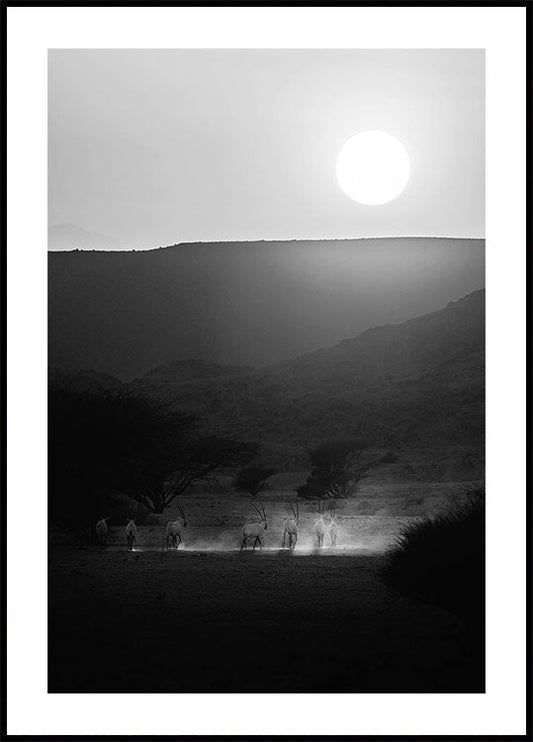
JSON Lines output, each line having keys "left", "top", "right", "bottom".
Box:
{"left": 49, "top": 484, "right": 484, "bottom": 693}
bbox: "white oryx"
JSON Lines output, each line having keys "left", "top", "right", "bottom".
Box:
{"left": 125, "top": 519, "right": 137, "bottom": 551}
{"left": 328, "top": 507, "right": 339, "bottom": 547}
{"left": 314, "top": 500, "right": 327, "bottom": 548}
{"left": 95, "top": 516, "right": 109, "bottom": 549}
{"left": 241, "top": 502, "right": 267, "bottom": 550}
{"left": 282, "top": 503, "right": 299, "bottom": 551}
{"left": 166, "top": 504, "right": 188, "bottom": 549}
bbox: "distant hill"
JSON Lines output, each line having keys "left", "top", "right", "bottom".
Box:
{"left": 49, "top": 224, "right": 122, "bottom": 251}
{"left": 270, "top": 289, "right": 484, "bottom": 392}
{"left": 127, "top": 290, "right": 484, "bottom": 479}
{"left": 49, "top": 237, "right": 484, "bottom": 379}
{"left": 144, "top": 359, "right": 253, "bottom": 383}
{"left": 50, "top": 290, "right": 484, "bottom": 480}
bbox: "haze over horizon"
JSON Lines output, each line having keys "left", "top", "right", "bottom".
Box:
{"left": 48, "top": 226, "right": 483, "bottom": 253}
{"left": 48, "top": 50, "right": 485, "bottom": 377}
{"left": 49, "top": 49, "right": 484, "bottom": 250}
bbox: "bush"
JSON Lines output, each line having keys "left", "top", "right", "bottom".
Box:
{"left": 384, "top": 491, "right": 485, "bottom": 690}
{"left": 384, "top": 492, "right": 485, "bottom": 630}
{"left": 297, "top": 439, "right": 371, "bottom": 499}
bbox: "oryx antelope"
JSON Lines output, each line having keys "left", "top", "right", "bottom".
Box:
{"left": 241, "top": 502, "right": 267, "bottom": 550}
{"left": 328, "top": 508, "right": 339, "bottom": 547}
{"left": 282, "top": 503, "right": 299, "bottom": 551}
{"left": 95, "top": 516, "right": 109, "bottom": 549}
{"left": 125, "top": 519, "right": 137, "bottom": 551}
{"left": 166, "top": 504, "right": 188, "bottom": 549}
{"left": 314, "top": 500, "right": 327, "bottom": 548}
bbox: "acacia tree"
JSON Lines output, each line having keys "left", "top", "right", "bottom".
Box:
{"left": 133, "top": 435, "right": 259, "bottom": 513}
{"left": 49, "top": 386, "right": 259, "bottom": 520}
{"left": 297, "top": 439, "right": 371, "bottom": 500}
{"left": 49, "top": 387, "right": 197, "bottom": 523}
{"left": 234, "top": 465, "right": 275, "bottom": 497}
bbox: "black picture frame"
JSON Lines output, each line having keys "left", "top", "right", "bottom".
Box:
{"left": 1, "top": 1, "right": 530, "bottom": 739}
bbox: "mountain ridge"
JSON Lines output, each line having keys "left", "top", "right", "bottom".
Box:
{"left": 49, "top": 236, "right": 485, "bottom": 379}
{"left": 50, "top": 289, "right": 484, "bottom": 480}
{"left": 130, "top": 290, "right": 484, "bottom": 477}
{"left": 50, "top": 234, "right": 483, "bottom": 254}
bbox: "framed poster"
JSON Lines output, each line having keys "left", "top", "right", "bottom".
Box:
{"left": 3, "top": 2, "right": 530, "bottom": 738}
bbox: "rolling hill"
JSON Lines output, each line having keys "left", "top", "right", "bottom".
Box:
{"left": 127, "top": 290, "right": 485, "bottom": 479}
{"left": 49, "top": 237, "right": 484, "bottom": 379}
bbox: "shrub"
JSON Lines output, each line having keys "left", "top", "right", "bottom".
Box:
{"left": 384, "top": 491, "right": 485, "bottom": 690}
{"left": 384, "top": 492, "right": 484, "bottom": 628}
{"left": 297, "top": 439, "right": 371, "bottom": 499}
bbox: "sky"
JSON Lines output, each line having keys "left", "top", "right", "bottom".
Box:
{"left": 49, "top": 49, "right": 484, "bottom": 250}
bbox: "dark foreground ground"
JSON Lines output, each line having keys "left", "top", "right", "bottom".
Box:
{"left": 49, "top": 547, "right": 484, "bottom": 693}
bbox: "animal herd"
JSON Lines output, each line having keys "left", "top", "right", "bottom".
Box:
{"left": 95, "top": 501, "right": 339, "bottom": 552}
{"left": 242, "top": 501, "right": 339, "bottom": 551}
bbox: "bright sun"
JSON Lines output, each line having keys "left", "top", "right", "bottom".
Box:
{"left": 336, "top": 131, "right": 410, "bottom": 206}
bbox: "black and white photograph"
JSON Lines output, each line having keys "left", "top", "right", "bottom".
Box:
{"left": 3, "top": 3, "right": 529, "bottom": 738}
{"left": 48, "top": 47, "right": 486, "bottom": 694}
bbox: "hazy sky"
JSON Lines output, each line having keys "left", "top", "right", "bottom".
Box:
{"left": 49, "top": 49, "right": 484, "bottom": 250}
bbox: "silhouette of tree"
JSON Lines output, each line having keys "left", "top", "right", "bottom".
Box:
{"left": 297, "top": 439, "right": 371, "bottom": 499}
{"left": 235, "top": 465, "right": 275, "bottom": 497}
{"left": 49, "top": 387, "right": 196, "bottom": 524}
{"left": 49, "top": 386, "right": 258, "bottom": 521}
{"left": 135, "top": 435, "right": 259, "bottom": 513}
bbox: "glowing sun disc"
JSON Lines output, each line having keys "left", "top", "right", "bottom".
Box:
{"left": 336, "top": 131, "right": 410, "bottom": 205}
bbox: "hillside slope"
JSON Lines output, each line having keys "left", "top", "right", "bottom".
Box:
{"left": 49, "top": 237, "right": 484, "bottom": 379}
{"left": 130, "top": 290, "right": 484, "bottom": 478}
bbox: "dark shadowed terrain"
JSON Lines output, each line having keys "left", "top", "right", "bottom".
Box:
{"left": 49, "top": 237, "right": 484, "bottom": 379}
{"left": 50, "top": 288, "right": 484, "bottom": 477}
{"left": 48, "top": 238, "right": 485, "bottom": 694}
{"left": 49, "top": 547, "right": 483, "bottom": 693}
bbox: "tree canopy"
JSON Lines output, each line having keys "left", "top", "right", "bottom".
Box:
{"left": 297, "top": 439, "right": 371, "bottom": 499}
{"left": 49, "top": 386, "right": 258, "bottom": 522}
